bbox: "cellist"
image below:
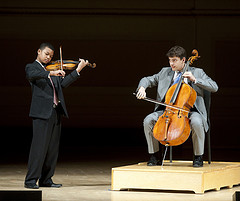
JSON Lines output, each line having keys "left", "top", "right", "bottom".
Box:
{"left": 136, "top": 46, "right": 218, "bottom": 167}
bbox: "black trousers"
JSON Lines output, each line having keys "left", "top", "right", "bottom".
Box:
{"left": 25, "top": 107, "right": 61, "bottom": 185}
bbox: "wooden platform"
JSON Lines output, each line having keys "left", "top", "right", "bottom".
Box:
{"left": 111, "top": 161, "right": 240, "bottom": 194}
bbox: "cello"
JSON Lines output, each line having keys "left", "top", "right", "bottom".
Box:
{"left": 135, "top": 49, "right": 200, "bottom": 148}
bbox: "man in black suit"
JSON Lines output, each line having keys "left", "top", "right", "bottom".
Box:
{"left": 24, "top": 43, "right": 89, "bottom": 189}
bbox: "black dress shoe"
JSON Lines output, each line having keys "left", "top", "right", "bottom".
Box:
{"left": 24, "top": 183, "right": 39, "bottom": 189}
{"left": 147, "top": 155, "right": 162, "bottom": 166}
{"left": 193, "top": 155, "right": 203, "bottom": 167}
{"left": 39, "top": 183, "right": 62, "bottom": 188}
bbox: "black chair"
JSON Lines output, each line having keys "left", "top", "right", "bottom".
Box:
{"left": 169, "top": 89, "right": 212, "bottom": 164}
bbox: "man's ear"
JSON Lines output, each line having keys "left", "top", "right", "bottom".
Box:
{"left": 37, "top": 49, "right": 41, "bottom": 55}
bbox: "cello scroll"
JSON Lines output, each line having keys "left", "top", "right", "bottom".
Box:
{"left": 188, "top": 49, "right": 200, "bottom": 65}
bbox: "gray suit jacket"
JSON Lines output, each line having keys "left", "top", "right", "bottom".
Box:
{"left": 137, "top": 66, "right": 218, "bottom": 132}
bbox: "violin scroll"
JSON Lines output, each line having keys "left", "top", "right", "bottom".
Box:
{"left": 87, "top": 62, "right": 96, "bottom": 69}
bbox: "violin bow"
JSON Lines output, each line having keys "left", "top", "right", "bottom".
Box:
{"left": 59, "top": 46, "right": 63, "bottom": 71}
{"left": 59, "top": 46, "right": 65, "bottom": 78}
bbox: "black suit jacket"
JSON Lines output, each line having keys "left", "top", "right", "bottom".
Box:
{"left": 25, "top": 60, "right": 79, "bottom": 119}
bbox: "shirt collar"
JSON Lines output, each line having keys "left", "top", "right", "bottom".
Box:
{"left": 36, "top": 60, "right": 46, "bottom": 70}
{"left": 174, "top": 70, "right": 181, "bottom": 77}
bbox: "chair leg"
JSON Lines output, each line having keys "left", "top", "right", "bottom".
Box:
{"left": 207, "top": 130, "right": 211, "bottom": 164}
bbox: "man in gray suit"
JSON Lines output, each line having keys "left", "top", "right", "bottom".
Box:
{"left": 136, "top": 46, "right": 218, "bottom": 167}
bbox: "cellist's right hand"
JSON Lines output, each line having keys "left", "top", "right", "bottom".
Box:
{"left": 136, "top": 86, "right": 146, "bottom": 99}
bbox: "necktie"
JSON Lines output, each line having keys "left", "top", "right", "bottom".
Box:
{"left": 49, "top": 76, "right": 59, "bottom": 106}
{"left": 172, "top": 72, "right": 182, "bottom": 86}
{"left": 39, "top": 62, "right": 59, "bottom": 105}
{"left": 41, "top": 63, "right": 59, "bottom": 105}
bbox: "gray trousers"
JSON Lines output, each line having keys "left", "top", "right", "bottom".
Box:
{"left": 143, "top": 111, "right": 205, "bottom": 156}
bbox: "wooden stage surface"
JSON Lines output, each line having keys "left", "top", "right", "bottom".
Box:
{"left": 0, "top": 160, "right": 240, "bottom": 201}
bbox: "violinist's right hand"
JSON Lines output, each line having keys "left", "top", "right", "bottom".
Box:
{"left": 49, "top": 70, "right": 66, "bottom": 77}
{"left": 136, "top": 86, "right": 146, "bottom": 99}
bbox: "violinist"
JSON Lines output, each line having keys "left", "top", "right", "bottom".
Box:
{"left": 136, "top": 46, "right": 218, "bottom": 167}
{"left": 24, "top": 43, "right": 89, "bottom": 189}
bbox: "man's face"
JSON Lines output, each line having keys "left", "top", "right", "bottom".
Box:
{"left": 37, "top": 47, "right": 54, "bottom": 64}
{"left": 168, "top": 56, "right": 185, "bottom": 72}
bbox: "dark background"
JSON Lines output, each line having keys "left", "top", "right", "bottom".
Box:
{"left": 0, "top": 0, "right": 240, "bottom": 165}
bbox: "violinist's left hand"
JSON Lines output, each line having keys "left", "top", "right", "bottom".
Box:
{"left": 76, "top": 58, "right": 89, "bottom": 73}
{"left": 182, "top": 72, "right": 196, "bottom": 83}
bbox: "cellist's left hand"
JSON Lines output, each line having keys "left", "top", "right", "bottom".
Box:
{"left": 182, "top": 72, "right": 196, "bottom": 83}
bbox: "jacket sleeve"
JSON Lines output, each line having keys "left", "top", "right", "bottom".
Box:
{"left": 194, "top": 68, "right": 218, "bottom": 93}
{"left": 137, "top": 72, "right": 160, "bottom": 91}
{"left": 60, "top": 70, "right": 80, "bottom": 88}
{"left": 25, "top": 63, "right": 49, "bottom": 82}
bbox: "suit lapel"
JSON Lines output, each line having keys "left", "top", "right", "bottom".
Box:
{"left": 34, "top": 60, "right": 45, "bottom": 71}
{"left": 159, "top": 69, "right": 174, "bottom": 101}
{"left": 34, "top": 61, "right": 52, "bottom": 85}
{"left": 187, "top": 67, "right": 194, "bottom": 86}
{"left": 34, "top": 61, "right": 58, "bottom": 89}
{"left": 167, "top": 70, "right": 174, "bottom": 85}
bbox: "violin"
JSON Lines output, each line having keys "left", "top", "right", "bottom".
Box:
{"left": 45, "top": 46, "right": 96, "bottom": 71}
{"left": 46, "top": 60, "right": 96, "bottom": 71}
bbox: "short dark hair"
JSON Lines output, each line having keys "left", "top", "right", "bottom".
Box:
{"left": 39, "top": 42, "right": 55, "bottom": 51}
{"left": 166, "top": 46, "right": 186, "bottom": 60}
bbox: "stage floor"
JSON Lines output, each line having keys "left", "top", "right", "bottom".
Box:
{"left": 0, "top": 160, "right": 240, "bottom": 201}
